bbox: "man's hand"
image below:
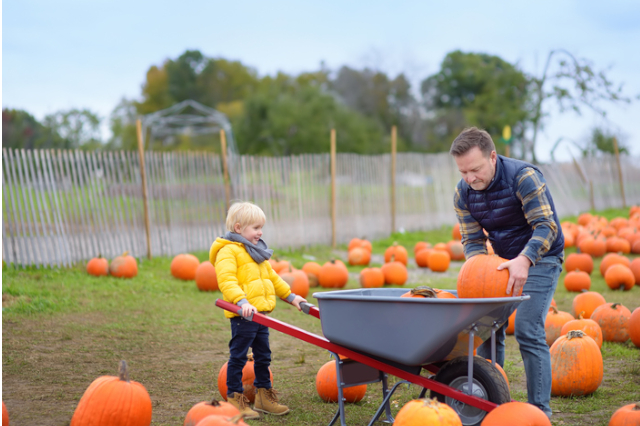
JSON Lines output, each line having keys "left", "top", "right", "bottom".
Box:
{"left": 241, "top": 303, "right": 257, "bottom": 318}
{"left": 498, "top": 255, "right": 532, "bottom": 297}
{"left": 291, "top": 295, "right": 308, "bottom": 311}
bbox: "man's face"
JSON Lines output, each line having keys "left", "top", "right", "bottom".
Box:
{"left": 454, "top": 147, "right": 497, "bottom": 191}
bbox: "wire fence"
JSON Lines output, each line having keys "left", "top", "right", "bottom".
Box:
{"left": 3, "top": 147, "right": 640, "bottom": 267}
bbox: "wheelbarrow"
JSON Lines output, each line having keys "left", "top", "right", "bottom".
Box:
{"left": 216, "top": 288, "right": 529, "bottom": 426}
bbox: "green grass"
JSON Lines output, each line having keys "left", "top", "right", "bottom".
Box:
{"left": 3, "top": 208, "right": 640, "bottom": 426}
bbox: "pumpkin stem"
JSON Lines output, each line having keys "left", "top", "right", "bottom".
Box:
{"left": 118, "top": 360, "right": 130, "bottom": 382}
{"left": 579, "top": 311, "right": 585, "bottom": 320}
{"left": 122, "top": 251, "right": 129, "bottom": 257}
{"left": 410, "top": 286, "right": 437, "bottom": 298}
{"left": 208, "top": 398, "right": 222, "bottom": 407}
{"left": 566, "top": 330, "right": 586, "bottom": 340}
{"left": 550, "top": 306, "right": 558, "bottom": 314}
{"left": 611, "top": 303, "right": 620, "bottom": 309}
{"left": 247, "top": 353, "right": 254, "bottom": 362}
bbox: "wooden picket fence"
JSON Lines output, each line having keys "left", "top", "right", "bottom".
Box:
{"left": 3, "top": 148, "right": 640, "bottom": 267}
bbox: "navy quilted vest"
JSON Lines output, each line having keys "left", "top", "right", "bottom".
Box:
{"left": 459, "top": 155, "right": 564, "bottom": 261}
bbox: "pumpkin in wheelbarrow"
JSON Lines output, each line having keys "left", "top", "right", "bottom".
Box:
{"left": 457, "top": 254, "right": 510, "bottom": 298}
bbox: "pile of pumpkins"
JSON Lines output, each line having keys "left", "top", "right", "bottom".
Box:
{"left": 86, "top": 252, "right": 138, "bottom": 278}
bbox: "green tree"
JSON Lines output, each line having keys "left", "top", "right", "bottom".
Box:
{"left": 420, "top": 50, "right": 530, "bottom": 154}
{"left": 2, "top": 108, "right": 66, "bottom": 149}
{"left": 106, "top": 98, "right": 139, "bottom": 151}
{"left": 43, "top": 108, "right": 103, "bottom": 150}
{"left": 584, "top": 127, "right": 628, "bottom": 157}
{"left": 529, "top": 49, "right": 632, "bottom": 163}
{"left": 234, "top": 78, "right": 386, "bottom": 155}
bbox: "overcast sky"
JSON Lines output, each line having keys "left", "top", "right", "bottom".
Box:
{"left": 3, "top": 0, "right": 639, "bottom": 161}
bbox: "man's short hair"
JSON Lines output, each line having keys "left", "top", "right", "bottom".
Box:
{"left": 450, "top": 127, "right": 496, "bottom": 157}
{"left": 225, "top": 201, "right": 266, "bottom": 232}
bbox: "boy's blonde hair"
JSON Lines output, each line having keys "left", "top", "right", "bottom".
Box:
{"left": 225, "top": 201, "right": 266, "bottom": 232}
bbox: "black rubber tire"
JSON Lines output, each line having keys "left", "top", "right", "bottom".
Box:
{"left": 429, "top": 356, "right": 511, "bottom": 426}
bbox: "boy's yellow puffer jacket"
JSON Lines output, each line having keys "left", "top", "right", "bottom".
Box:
{"left": 209, "top": 237, "right": 291, "bottom": 318}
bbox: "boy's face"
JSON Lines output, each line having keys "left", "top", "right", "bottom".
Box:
{"left": 235, "top": 221, "right": 264, "bottom": 245}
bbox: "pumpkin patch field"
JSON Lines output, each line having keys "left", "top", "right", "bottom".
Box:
{"left": 3, "top": 207, "right": 640, "bottom": 426}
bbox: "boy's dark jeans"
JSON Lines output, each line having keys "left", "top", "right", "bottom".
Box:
{"left": 227, "top": 316, "right": 272, "bottom": 395}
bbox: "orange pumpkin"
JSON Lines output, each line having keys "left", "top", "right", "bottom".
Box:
{"left": 630, "top": 307, "right": 640, "bottom": 348}
{"left": 394, "top": 398, "right": 462, "bottom": 425}
{"left": 194, "top": 414, "right": 249, "bottom": 426}
{"left": 484, "top": 359, "right": 510, "bottom": 390}
{"left": 348, "top": 238, "right": 371, "bottom": 253}
{"left": 195, "top": 261, "right": 218, "bottom": 291}
{"left": 609, "top": 402, "right": 640, "bottom": 426}
{"left": 86, "top": 255, "right": 109, "bottom": 276}
{"left": 544, "top": 307, "right": 575, "bottom": 346}
{"left": 599, "top": 253, "right": 630, "bottom": 277}
{"left": 381, "top": 258, "right": 408, "bottom": 285}
{"left": 347, "top": 247, "right": 371, "bottom": 266}
{"left": 302, "top": 262, "right": 322, "bottom": 288}
{"left": 2, "top": 401, "right": 8, "bottom": 426}
{"left": 505, "top": 310, "right": 516, "bottom": 335}
{"left": 318, "top": 260, "right": 349, "bottom": 288}
{"left": 315, "top": 361, "right": 367, "bottom": 403}
{"left": 171, "top": 253, "right": 200, "bottom": 280}
{"left": 217, "top": 354, "right": 273, "bottom": 403}
{"left": 630, "top": 258, "right": 640, "bottom": 285}
{"left": 280, "top": 267, "right": 310, "bottom": 298}
{"left": 415, "top": 248, "right": 432, "bottom": 268}
{"left": 550, "top": 330, "right": 603, "bottom": 397}
{"left": 452, "top": 222, "right": 462, "bottom": 241}
{"left": 572, "top": 291, "right": 606, "bottom": 319}
{"left": 359, "top": 268, "right": 384, "bottom": 288}
{"left": 605, "top": 236, "right": 631, "bottom": 254}
{"left": 604, "top": 264, "right": 635, "bottom": 291}
{"left": 109, "top": 251, "right": 138, "bottom": 278}
{"left": 183, "top": 398, "right": 240, "bottom": 426}
{"left": 578, "top": 237, "right": 606, "bottom": 257}
{"left": 563, "top": 270, "right": 591, "bottom": 292}
{"left": 384, "top": 242, "right": 408, "bottom": 265}
{"left": 564, "top": 252, "right": 593, "bottom": 274}
{"left": 70, "top": 361, "right": 152, "bottom": 426}
{"left": 428, "top": 250, "right": 451, "bottom": 272}
{"left": 590, "top": 302, "right": 631, "bottom": 343}
{"left": 446, "top": 240, "right": 465, "bottom": 261}
{"left": 480, "top": 401, "right": 550, "bottom": 426}
{"left": 413, "top": 241, "right": 432, "bottom": 255}
{"left": 457, "top": 254, "right": 510, "bottom": 298}
{"left": 560, "top": 312, "right": 603, "bottom": 348}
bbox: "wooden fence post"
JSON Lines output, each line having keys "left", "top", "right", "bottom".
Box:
{"left": 136, "top": 119, "right": 152, "bottom": 260}
{"left": 220, "top": 129, "right": 231, "bottom": 212}
{"left": 391, "top": 125, "right": 397, "bottom": 234}
{"left": 612, "top": 137, "right": 626, "bottom": 208}
{"left": 330, "top": 129, "right": 337, "bottom": 249}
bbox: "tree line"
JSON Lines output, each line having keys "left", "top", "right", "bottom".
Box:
{"left": 2, "top": 49, "right": 632, "bottom": 162}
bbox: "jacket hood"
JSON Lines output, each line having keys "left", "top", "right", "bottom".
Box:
{"left": 209, "top": 237, "right": 244, "bottom": 264}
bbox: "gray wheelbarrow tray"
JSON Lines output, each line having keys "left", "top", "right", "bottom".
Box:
{"left": 313, "top": 287, "right": 527, "bottom": 366}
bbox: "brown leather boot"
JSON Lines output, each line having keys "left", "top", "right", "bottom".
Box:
{"left": 254, "top": 388, "right": 290, "bottom": 415}
{"left": 227, "top": 392, "right": 260, "bottom": 419}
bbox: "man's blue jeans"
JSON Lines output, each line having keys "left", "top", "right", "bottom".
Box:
{"left": 227, "top": 316, "right": 272, "bottom": 395}
{"left": 477, "top": 255, "right": 562, "bottom": 417}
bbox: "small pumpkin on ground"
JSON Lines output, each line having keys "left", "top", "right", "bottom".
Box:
{"left": 302, "top": 261, "right": 322, "bottom": 288}
{"left": 550, "top": 330, "right": 603, "bottom": 397}
{"left": 359, "top": 267, "right": 385, "bottom": 288}
{"left": 394, "top": 398, "right": 462, "bottom": 426}
{"left": 347, "top": 247, "right": 370, "bottom": 266}
{"left": 315, "top": 361, "right": 367, "bottom": 403}
{"left": 381, "top": 256, "right": 408, "bottom": 285}
{"left": 604, "top": 264, "right": 636, "bottom": 291}
{"left": 609, "top": 401, "right": 640, "bottom": 426}
{"left": 563, "top": 269, "right": 591, "bottom": 292}
{"left": 318, "top": 260, "right": 349, "bottom": 288}
{"left": 559, "top": 311, "right": 603, "bottom": 348}
{"left": 384, "top": 242, "right": 408, "bottom": 266}
{"left": 171, "top": 253, "right": 200, "bottom": 280}
{"left": 195, "top": 261, "right": 218, "bottom": 291}
{"left": 109, "top": 251, "right": 138, "bottom": 278}
{"left": 217, "top": 354, "right": 273, "bottom": 403}
{"left": 544, "top": 307, "right": 575, "bottom": 346}
{"left": 428, "top": 250, "right": 451, "bottom": 272}
{"left": 572, "top": 291, "right": 606, "bottom": 319}
{"left": 183, "top": 398, "right": 240, "bottom": 426}
{"left": 86, "top": 255, "right": 109, "bottom": 276}
{"left": 193, "top": 414, "right": 249, "bottom": 426}
{"left": 280, "top": 266, "right": 310, "bottom": 298}
{"left": 70, "top": 360, "right": 152, "bottom": 426}
{"left": 599, "top": 253, "right": 630, "bottom": 277}
{"left": 415, "top": 248, "right": 432, "bottom": 268}
{"left": 590, "top": 302, "right": 631, "bottom": 343}
{"left": 505, "top": 310, "right": 516, "bottom": 335}
{"left": 2, "top": 401, "right": 8, "bottom": 426}
{"left": 480, "top": 401, "right": 550, "bottom": 425}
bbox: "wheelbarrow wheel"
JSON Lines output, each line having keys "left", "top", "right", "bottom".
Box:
{"left": 429, "top": 356, "right": 510, "bottom": 426}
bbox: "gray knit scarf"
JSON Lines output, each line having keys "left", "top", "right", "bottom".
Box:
{"left": 223, "top": 232, "right": 273, "bottom": 264}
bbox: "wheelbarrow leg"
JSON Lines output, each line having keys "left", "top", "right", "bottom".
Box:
{"left": 467, "top": 326, "right": 477, "bottom": 395}
{"left": 368, "top": 377, "right": 409, "bottom": 425}
{"left": 328, "top": 356, "right": 348, "bottom": 426}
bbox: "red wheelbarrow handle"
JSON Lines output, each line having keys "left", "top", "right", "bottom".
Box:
{"left": 214, "top": 298, "right": 498, "bottom": 413}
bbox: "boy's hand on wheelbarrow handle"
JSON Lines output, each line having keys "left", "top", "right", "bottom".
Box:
{"left": 291, "top": 295, "right": 308, "bottom": 312}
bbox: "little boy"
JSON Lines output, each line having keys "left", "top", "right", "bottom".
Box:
{"left": 210, "top": 201, "right": 307, "bottom": 419}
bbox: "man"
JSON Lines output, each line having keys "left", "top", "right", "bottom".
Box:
{"left": 450, "top": 127, "right": 564, "bottom": 418}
